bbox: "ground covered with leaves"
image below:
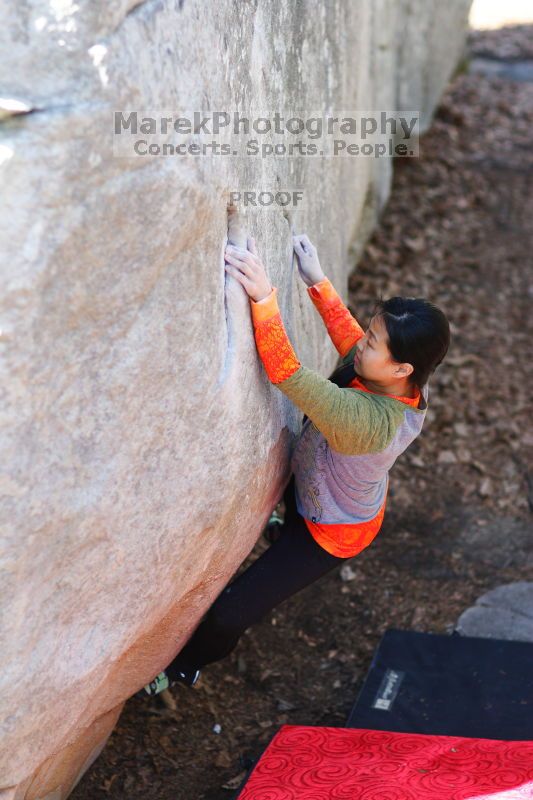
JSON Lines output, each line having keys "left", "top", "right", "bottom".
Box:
{"left": 72, "top": 25, "right": 533, "bottom": 800}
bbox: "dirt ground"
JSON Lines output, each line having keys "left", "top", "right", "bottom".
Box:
{"left": 71, "top": 25, "right": 533, "bottom": 800}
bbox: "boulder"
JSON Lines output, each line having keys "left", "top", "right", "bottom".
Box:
{"left": 456, "top": 582, "right": 533, "bottom": 642}
{"left": 0, "top": 1, "right": 472, "bottom": 796}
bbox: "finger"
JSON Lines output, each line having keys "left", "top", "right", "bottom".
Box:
{"left": 294, "top": 233, "right": 308, "bottom": 247}
{"left": 292, "top": 239, "right": 305, "bottom": 254}
{"left": 226, "top": 244, "right": 252, "bottom": 257}
{"left": 225, "top": 252, "right": 254, "bottom": 267}
{"left": 225, "top": 247, "right": 249, "bottom": 260}
{"left": 225, "top": 252, "right": 254, "bottom": 276}
{"left": 224, "top": 263, "right": 253, "bottom": 290}
{"left": 226, "top": 246, "right": 256, "bottom": 266}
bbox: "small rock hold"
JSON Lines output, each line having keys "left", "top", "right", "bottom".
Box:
{"left": 479, "top": 477, "right": 493, "bottom": 497}
{"left": 221, "top": 770, "right": 248, "bottom": 791}
{"left": 438, "top": 450, "right": 457, "bottom": 464}
{"left": 340, "top": 564, "right": 357, "bottom": 582}
{"left": 215, "top": 750, "right": 232, "bottom": 768}
{"left": 277, "top": 698, "right": 296, "bottom": 712}
{"left": 160, "top": 689, "right": 177, "bottom": 711}
{"left": 411, "top": 607, "right": 425, "bottom": 628}
{"left": 454, "top": 422, "right": 469, "bottom": 437}
{"left": 456, "top": 447, "right": 472, "bottom": 463}
{"left": 404, "top": 236, "right": 425, "bottom": 252}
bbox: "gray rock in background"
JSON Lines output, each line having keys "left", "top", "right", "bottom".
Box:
{"left": 456, "top": 582, "right": 533, "bottom": 642}
{"left": 0, "top": 1, "right": 472, "bottom": 797}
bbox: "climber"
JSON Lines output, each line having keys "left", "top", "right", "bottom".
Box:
{"left": 140, "top": 214, "right": 450, "bottom": 697}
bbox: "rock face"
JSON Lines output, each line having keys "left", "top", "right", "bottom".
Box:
{"left": 456, "top": 582, "right": 533, "bottom": 642}
{"left": 0, "top": 1, "right": 471, "bottom": 797}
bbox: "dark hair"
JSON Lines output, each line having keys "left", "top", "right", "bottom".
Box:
{"left": 371, "top": 295, "right": 450, "bottom": 389}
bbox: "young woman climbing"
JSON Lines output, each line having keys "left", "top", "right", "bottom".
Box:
{"left": 141, "top": 226, "right": 450, "bottom": 696}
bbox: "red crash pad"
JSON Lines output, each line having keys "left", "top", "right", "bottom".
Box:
{"left": 236, "top": 725, "right": 533, "bottom": 799}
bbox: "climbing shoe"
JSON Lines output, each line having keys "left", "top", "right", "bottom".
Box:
{"left": 170, "top": 666, "right": 201, "bottom": 688}
{"left": 143, "top": 671, "right": 170, "bottom": 695}
{"left": 264, "top": 522, "right": 282, "bottom": 544}
{"left": 142, "top": 667, "right": 201, "bottom": 696}
{"left": 268, "top": 507, "right": 284, "bottom": 526}
{"left": 264, "top": 506, "right": 284, "bottom": 544}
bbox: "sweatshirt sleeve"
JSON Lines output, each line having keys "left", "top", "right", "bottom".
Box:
{"left": 307, "top": 276, "right": 365, "bottom": 357}
{"left": 250, "top": 287, "right": 400, "bottom": 456}
{"left": 250, "top": 286, "right": 302, "bottom": 383}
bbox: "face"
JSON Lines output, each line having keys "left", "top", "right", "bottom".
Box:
{"left": 354, "top": 314, "right": 398, "bottom": 381}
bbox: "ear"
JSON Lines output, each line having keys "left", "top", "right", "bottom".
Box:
{"left": 396, "top": 362, "right": 414, "bottom": 377}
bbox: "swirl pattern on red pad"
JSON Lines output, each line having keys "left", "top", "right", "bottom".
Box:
{"left": 238, "top": 726, "right": 533, "bottom": 800}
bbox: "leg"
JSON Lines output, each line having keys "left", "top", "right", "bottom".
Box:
{"left": 167, "top": 482, "right": 347, "bottom": 678}
{"left": 282, "top": 473, "right": 298, "bottom": 523}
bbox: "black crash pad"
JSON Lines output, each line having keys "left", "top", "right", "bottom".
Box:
{"left": 346, "top": 628, "right": 533, "bottom": 740}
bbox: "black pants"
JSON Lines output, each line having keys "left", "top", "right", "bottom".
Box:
{"left": 166, "top": 475, "right": 350, "bottom": 678}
